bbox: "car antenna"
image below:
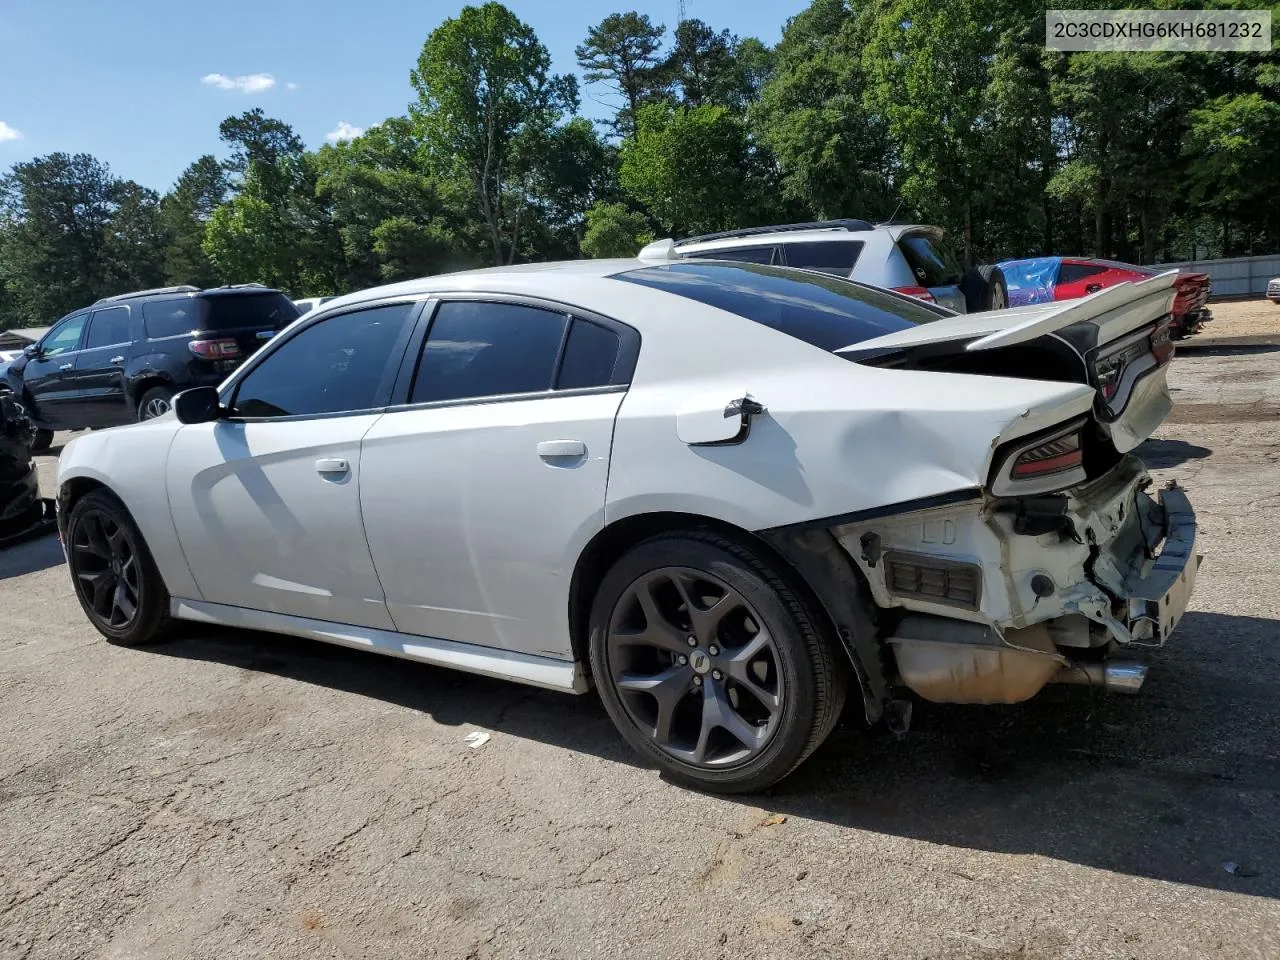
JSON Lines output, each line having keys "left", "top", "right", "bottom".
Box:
{"left": 877, "top": 199, "right": 905, "bottom": 227}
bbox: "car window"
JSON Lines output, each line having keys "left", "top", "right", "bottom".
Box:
{"left": 683, "top": 245, "right": 777, "bottom": 265}
{"left": 143, "top": 299, "right": 200, "bottom": 338}
{"left": 231, "top": 303, "right": 412, "bottom": 418}
{"left": 897, "top": 234, "right": 962, "bottom": 286}
{"left": 1058, "top": 262, "right": 1109, "bottom": 284}
{"left": 85, "top": 306, "right": 130, "bottom": 349}
{"left": 614, "top": 261, "right": 939, "bottom": 352}
{"left": 781, "top": 241, "right": 864, "bottom": 277}
{"left": 410, "top": 301, "right": 568, "bottom": 404}
{"left": 557, "top": 319, "right": 622, "bottom": 390}
{"left": 144, "top": 293, "right": 298, "bottom": 339}
{"left": 40, "top": 314, "right": 89, "bottom": 357}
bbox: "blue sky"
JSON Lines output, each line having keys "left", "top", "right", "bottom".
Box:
{"left": 0, "top": 0, "right": 809, "bottom": 193}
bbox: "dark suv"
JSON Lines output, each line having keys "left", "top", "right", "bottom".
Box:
{"left": 2, "top": 284, "right": 299, "bottom": 450}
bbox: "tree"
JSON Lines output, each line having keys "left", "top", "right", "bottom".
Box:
{"left": 576, "top": 12, "right": 667, "bottom": 137}
{"left": 410, "top": 2, "right": 579, "bottom": 265}
{"left": 661, "top": 19, "right": 751, "bottom": 108}
{"left": 620, "top": 102, "right": 784, "bottom": 236}
{"left": 580, "top": 202, "right": 653, "bottom": 258}
{"left": 753, "top": 0, "right": 894, "bottom": 220}
{"left": 218, "top": 108, "right": 305, "bottom": 178}
{"left": 161, "top": 155, "right": 229, "bottom": 287}
{"left": 526, "top": 118, "right": 619, "bottom": 254}
{"left": 0, "top": 153, "right": 141, "bottom": 323}
{"left": 103, "top": 181, "right": 166, "bottom": 292}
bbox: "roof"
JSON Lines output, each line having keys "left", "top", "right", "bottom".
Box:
{"left": 2, "top": 327, "right": 51, "bottom": 343}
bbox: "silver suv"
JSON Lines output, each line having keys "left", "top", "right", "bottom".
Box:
{"left": 665, "top": 219, "right": 969, "bottom": 313}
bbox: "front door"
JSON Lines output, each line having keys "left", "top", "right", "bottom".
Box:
{"left": 24, "top": 313, "right": 89, "bottom": 426}
{"left": 360, "top": 298, "right": 635, "bottom": 659}
{"left": 165, "top": 301, "right": 420, "bottom": 627}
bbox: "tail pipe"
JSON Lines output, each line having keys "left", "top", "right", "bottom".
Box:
{"left": 1050, "top": 660, "right": 1148, "bottom": 694}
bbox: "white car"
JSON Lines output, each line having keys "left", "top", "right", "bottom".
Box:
{"left": 55, "top": 257, "right": 1198, "bottom": 792}
{"left": 1268, "top": 277, "right": 1280, "bottom": 303}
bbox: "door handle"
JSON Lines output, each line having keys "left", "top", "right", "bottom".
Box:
{"left": 59, "top": 363, "right": 73, "bottom": 371}
{"left": 110, "top": 356, "right": 124, "bottom": 364}
{"left": 537, "top": 439, "right": 586, "bottom": 459}
{"left": 315, "top": 458, "right": 350, "bottom": 474}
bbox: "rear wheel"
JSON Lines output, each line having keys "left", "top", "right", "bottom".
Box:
{"left": 138, "top": 386, "right": 174, "bottom": 421}
{"left": 588, "top": 530, "right": 847, "bottom": 793}
{"left": 66, "top": 489, "right": 174, "bottom": 646}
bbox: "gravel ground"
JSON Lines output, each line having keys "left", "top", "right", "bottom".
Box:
{"left": 2, "top": 343, "right": 1279, "bottom": 959}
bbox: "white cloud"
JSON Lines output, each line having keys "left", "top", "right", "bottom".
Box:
{"left": 286, "top": 82, "right": 300, "bottom": 91}
{"left": 201, "top": 72, "right": 276, "bottom": 94}
{"left": 0, "top": 121, "right": 23, "bottom": 142}
{"left": 325, "top": 121, "right": 364, "bottom": 143}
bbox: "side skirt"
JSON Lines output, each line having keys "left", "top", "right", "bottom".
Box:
{"left": 171, "top": 598, "right": 589, "bottom": 694}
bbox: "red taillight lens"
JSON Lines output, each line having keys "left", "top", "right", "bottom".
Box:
{"left": 1011, "top": 431, "right": 1083, "bottom": 478}
{"left": 188, "top": 338, "right": 241, "bottom": 360}
{"left": 892, "top": 285, "right": 936, "bottom": 303}
{"left": 1149, "top": 319, "right": 1174, "bottom": 366}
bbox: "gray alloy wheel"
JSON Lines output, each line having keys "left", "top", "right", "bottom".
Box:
{"left": 69, "top": 507, "right": 142, "bottom": 631}
{"left": 138, "top": 386, "right": 174, "bottom": 421}
{"left": 605, "top": 566, "right": 784, "bottom": 768}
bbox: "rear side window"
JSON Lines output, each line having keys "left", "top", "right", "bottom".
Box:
{"left": 231, "top": 304, "right": 411, "bottom": 418}
{"left": 781, "top": 241, "right": 863, "bottom": 276}
{"left": 683, "top": 245, "right": 777, "bottom": 265}
{"left": 143, "top": 293, "right": 299, "bottom": 339}
{"left": 557, "top": 319, "right": 622, "bottom": 390}
{"left": 898, "top": 234, "right": 961, "bottom": 286}
{"left": 614, "top": 262, "right": 939, "bottom": 352}
{"left": 410, "top": 301, "right": 568, "bottom": 404}
{"left": 1058, "top": 262, "right": 1109, "bottom": 284}
{"left": 85, "top": 306, "right": 130, "bottom": 348}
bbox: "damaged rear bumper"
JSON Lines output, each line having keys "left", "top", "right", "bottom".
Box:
{"left": 824, "top": 457, "right": 1200, "bottom": 704}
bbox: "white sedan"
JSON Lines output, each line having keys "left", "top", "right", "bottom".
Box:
{"left": 55, "top": 257, "right": 1199, "bottom": 792}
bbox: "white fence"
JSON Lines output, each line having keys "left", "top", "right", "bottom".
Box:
{"left": 1153, "top": 253, "right": 1280, "bottom": 298}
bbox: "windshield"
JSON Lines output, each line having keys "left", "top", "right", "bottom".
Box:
{"left": 613, "top": 261, "right": 941, "bottom": 352}
{"left": 898, "top": 233, "right": 962, "bottom": 287}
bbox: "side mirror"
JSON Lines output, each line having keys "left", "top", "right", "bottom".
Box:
{"left": 173, "top": 386, "right": 222, "bottom": 425}
{"left": 22, "top": 344, "right": 39, "bottom": 359}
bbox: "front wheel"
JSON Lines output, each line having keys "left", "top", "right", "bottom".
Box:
{"left": 588, "top": 531, "right": 848, "bottom": 793}
{"left": 66, "top": 489, "right": 174, "bottom": 646}
{"left": 138, "top": 386, "right": 174, "bottom": 421}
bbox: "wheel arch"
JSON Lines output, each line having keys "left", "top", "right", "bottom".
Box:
{"left": 126, "top": 373, "right": 173, "bottom": 410}
{"left": 567, "top": 510, "right": 888, "bottom": 722}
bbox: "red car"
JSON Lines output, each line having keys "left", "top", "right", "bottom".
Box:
{"left": 997, "top": 257, "right": 1212, "bottom": 339}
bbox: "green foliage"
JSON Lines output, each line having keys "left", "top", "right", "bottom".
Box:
{"left": 219, "top": 108, "right": 305, "bottom": 178}
{"left": 161, "top": 155, "right": 229, "bottom": 287}
{"left": 410, "top": 1, "right": 579, "bottom": 265}
{"left": 581, "top": 202, "right": 653, "bottom": 258}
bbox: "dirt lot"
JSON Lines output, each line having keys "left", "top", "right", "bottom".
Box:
{"left": 2, "top": 327, "right": 1280, "bottom": 959}
{"left": 1199, "top": 297, "right": 1280, "bottom": 342}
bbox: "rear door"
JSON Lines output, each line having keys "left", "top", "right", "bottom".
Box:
{"left": 896, "top": 229, "right": 967, "bottom": 312}
{"left": 779, "top": 240, "right": 864, "bottom": 277}
{"left": 23, "top": 313, "right": 89, "bottom": 425}
{"left": 360, "top": 296, "right": 636, "bottom": 659}
{"left": 73, "top": 305, "right": 132, "bottom": 426}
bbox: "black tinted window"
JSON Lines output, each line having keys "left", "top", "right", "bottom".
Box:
{"left": 781, "top": 241, "right": 863, "bottom": 276}
{"left": 1058, "top": 262, "right": 1108, "bottom": 283}
{"left": 411, "top": 301, "right": 567, "bottom": 404}
{"left": 684, "top": 245, "right": 776, "bottom": 265}
{"left": 898, "top": 234, "right": 961, "bottom": 286}
{"left": 86, "top": 306, "right": 130, "bottom": 348}
{"left": 232, "top": 304, "right": 411, "bottom": 418}
{"left": 557, "top": 320, "right": 622, "bottom": 389}
{"left": 615, "top": 262, "right": 940, "bottom": 352}
{"left": 144, "top": 293, "right": 298, "bottom": 339}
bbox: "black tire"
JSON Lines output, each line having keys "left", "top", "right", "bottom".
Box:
{"left": 29, "top": 428, "right": 52, "bottom": 453}
{"left": 588, "top": 530, "right": 848, "bottom": 793}
{"left": 138, "top": 386, "right": 174, "bottom": 422}
{"left": 65, "top": 489, "right": 174, "bottom": 646}
{"left": 960, "top": 265, "right": 1009, "bottom": 313}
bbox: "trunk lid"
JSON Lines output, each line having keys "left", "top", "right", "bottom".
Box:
{"left": 839, "top": 271, "right": 1180, "bottom": 454}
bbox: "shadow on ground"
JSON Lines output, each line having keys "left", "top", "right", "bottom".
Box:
{"left": 1138, "top": 437, "right": 1213, "bottom": 469}
{"left": 1176, "top": 338, "right": 1280, "bottom": 356}
{"left": 147, "top": 609, "right": 1280, "bottom": 898}
{"left": 0, "top": 532, "right": 63, "bottom": 580}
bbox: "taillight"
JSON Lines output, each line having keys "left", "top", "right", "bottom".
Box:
{"left": 1010, "top": 429, "right": 1083, "bottom": 479}
{"left": 188, "top": 338, "right": 241, "bottom": 360}
{"left": 1149, "top": 319, "right": 1174, "bottom": 366}
{"left": 892, "top": 285, "right": 936, "bottom": 303}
